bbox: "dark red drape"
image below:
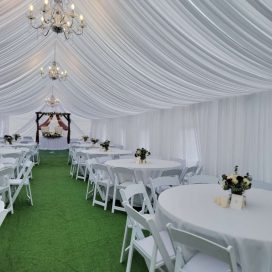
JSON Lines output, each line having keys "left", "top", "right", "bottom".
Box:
{"left": 56, "top": 115, "right": 68, "bottom": 130}
{"left": 38, "top": 117, "right": 51, "bottom": 129}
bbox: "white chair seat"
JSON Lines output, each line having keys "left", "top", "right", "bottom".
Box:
{"left": 9, "top": 179, "right": 25, "bottom": 186}
{"left": 134, "top": 230, "right": 175, "bottom": 265}
{"left": 182, "top": 252, "right": 238, "bottom": 272}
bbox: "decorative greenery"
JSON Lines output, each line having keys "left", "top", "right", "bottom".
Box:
{"left": 82, "top": 135, "right": 89, "bottom": 142}
{"left": 222, "top": 165, "right": 252, "bottom": 195}
{"left": 42, "top": 132, "right": 62, "bottom": 138}
{"left": 100, "top": 140, "right": 110, "bottom": 151}
{"left": 91, "top": 138, "right": 99, "bottom": 144}
{"left": 39, "top": 112, "right": 67, "bottom": 116}
{"left": 4, "top": 135, "right": 13, "bottom": 144}
{"left": 135, "top": 148, "right": 151, "bottom": 161}
{"left": 13, "top": 133, "right": 21, "bottom": 141}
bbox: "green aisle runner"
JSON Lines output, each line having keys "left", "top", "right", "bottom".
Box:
{"left": 0, "top": 151, "right": 145, "bottom": 272}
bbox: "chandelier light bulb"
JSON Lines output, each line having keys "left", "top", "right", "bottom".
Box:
{"left": 41, "top": 16, "right": 44, "bottom": 23}
{"left": 79, "top": 14, "right": 83, "bottom": 22}
{"left": 29, "top": 4, "right": 34, "bottom": 11}
{"left": 71, "top": 4, "right": 75, "bottom": 10}
{"left": 44, "top": 0, "right": 49, "bottom": 5}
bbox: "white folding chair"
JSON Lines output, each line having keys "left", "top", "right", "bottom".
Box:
{"left": 2, "top": 152, "right": 22, "bottom": 178}
{"left": 180, "top": 166, "right": 198, "bottom": 184}
{"left": 150, "top": 176, "right": 180, "bottom": 209}
{"left": 92, "top": 164, "right": 113, "bottom": 210}
{"left": 0, "top": 200, "right": 8, "bottom": 226}
{"left": 0, "top": 167, "right": 14, "bottom": 214}
{"left": 160, "top": 167, "right": 184, "bottom": 184}
{"left": 167, "top": 223, "right": 239, "bottom": 272}
{"left": 85, "top": 158, "right": 97, "bottom": 200}
{"left": 111, "top": 167, "right": 137, "bottom": 213}
{"left": 188, "top": 175, "right": 219, "bottom": 185}
{"left": 119, "top": 183, "right": 155, "bottom": 263}
{"left": 123, "top": 202, "right": 175, "bottom": 272}
{"left": 75, "top": 151, "right": 88, "bottom": 181}
{"left": 9, "top": 160, "right": 34, "bottom": 208}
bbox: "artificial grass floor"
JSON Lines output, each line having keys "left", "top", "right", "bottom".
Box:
{"left": 0, "top": 150, "right": 146, "bottom": 272}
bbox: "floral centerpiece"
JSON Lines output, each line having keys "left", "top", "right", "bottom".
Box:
{"left": 82, "top": 135, "right": 89, "bottom": 142}
{"left": 13, "top": 133, "right": 21, "bottom": 141}
{"left": 100, "top": 140, "right": 110, "bottom": 151}
{"left": 4, "top": 135, "right": 13, "bottom": 145}
{"left": 135, "top": 148, "right": 151, "bottom": 163}
{"left": 91, "top": 138, "right": 99, "bottom": 144}
{"left": 43, "top": 132, "right": 62, "bottom": 138}
{"left": 221, "top": 165, "right": 252, "bottom": 195}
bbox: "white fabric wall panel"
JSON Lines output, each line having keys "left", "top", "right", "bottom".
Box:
{"left": 91, "top": 91, "right": 272, "bottom": 183}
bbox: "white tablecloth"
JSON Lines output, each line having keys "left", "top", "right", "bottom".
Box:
{"left": 156, "top": 184, "right": 272, "bottom": 272}
{"left": 39, "top": 137, "right": 68, "bottom": 150}
{"left": 82, "top": 148, "right": 131, "bottom": 156}
{"left": 0, "top": 148, "right": 22, "bottom": 156}
{"left": 105, "top": 158, "right": 181, "bottom": 184}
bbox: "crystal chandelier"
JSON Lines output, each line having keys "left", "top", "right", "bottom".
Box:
{"left": 27, "top": 0, "right": 86, "bottom": 39}
{"left": 40, "top": 42, "right": 68, "bottom": 80}
{"left": 40, "top": 60, "right": 68, "bottom": 80}
{"left": 45, "top": 87, "right": 61, "bottom": 107}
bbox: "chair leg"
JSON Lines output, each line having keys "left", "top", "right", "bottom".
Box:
{"left": 111, "top": 185, "right": 117, "bottom": 213}
{"left": 76, "top": 165, "right": 80, "bottom": 180}
{"left": 92, "top": 182, "right": 98, "bottom": 206}
{"left": 126, "top": 230, "right": 135, "bottom": 272}
{"left": 8, "top": 187, "right": 14, "bottom": 214}
{"left": 26, "top": 184, "right": 33, "bottom": 206}
{"left": 120, "top": 219, "right": 130, "bottom": 263}
{"left": 104, "top": 184, "right": 110, "bottom": 210}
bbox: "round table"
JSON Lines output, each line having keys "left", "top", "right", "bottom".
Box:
{"left": 156, "top": 184, "right": 272, "bottom": 272}
{"left": 82, "top": 148, "right": 132, "bottom": 156}
{"left": 105, "top": 158, "right": 181, "bottom": 184}
{"left": 0, "top": 149, "right": 22, "bottom": 156}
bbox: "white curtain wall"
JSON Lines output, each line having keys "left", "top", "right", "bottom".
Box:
{"left": 91, "top": 91, "right": 272, "bottom": 183}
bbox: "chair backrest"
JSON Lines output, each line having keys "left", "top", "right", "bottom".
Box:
{"left": 111, "top": 167, "right": 137, "bottom": 185}
{"left": 120, "top": 182, "right": 154, "bottom": 214}
{"left": 188, "top": 175, "right": 219, "bottom": 185}
{"left": 0, "top": 167, "right": 14, "bottom": 187}
{"left": 75, "top": 151, "right": 88, "bottom": 163}
{"left": 160, "top": 168, "right": 183, "bottom": 179}
{"left": 167, "top": 223, "right": 238, "bottom": 272}
{"left": 123, "top": 202, "right": 174, "bottom": 272}
{"left": 180, "top": 166, "right": 198, "bottom": 184}
{"left": 92, "top": 163, "right": 111, "bottom": 180}
{"left": 150, "top": 176, "right": 180, "bottom": 208}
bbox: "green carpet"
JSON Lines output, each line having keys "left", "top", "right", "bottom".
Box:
{"left": 0, "top": 151, "right": 146, "bottom": 272}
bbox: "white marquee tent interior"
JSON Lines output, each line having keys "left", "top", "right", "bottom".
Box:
{"left": 2, "top": 1, "right": 272, "bottom": 271}
{"left": 1, "top": 0, "right": 272, "bottom": 182}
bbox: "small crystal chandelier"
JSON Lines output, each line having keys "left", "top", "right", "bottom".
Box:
{"left": 45, "top": 86, "right": 60, "bottom": 107}
{"left": 27, "top": 0, "right": 86, "bottom": 40}
{"left": 40, "top": 42, "right": 68, "bottom": 80}
{"left": 40, "top": 61, "right": 68, "bottom": 80}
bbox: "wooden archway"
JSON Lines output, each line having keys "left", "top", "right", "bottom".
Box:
{"left": 35, "top": 112, "right": 71, "bottom": 144}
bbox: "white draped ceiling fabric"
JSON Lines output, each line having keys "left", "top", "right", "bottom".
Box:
{"left": 1, "top": 0, "right": 272, "bottom": 182}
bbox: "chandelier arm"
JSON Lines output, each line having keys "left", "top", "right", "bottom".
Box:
{"left": 43, "top": 27, "right": 51, "bottom": 37}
